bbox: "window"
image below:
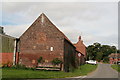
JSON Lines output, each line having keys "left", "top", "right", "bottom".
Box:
{"left": 50, "top": 47, "right": 54, "bottom": 51}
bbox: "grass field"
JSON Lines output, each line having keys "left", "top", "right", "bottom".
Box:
{"left": 111, "top": 64, "right": 120, "bottom": 72}
{"left": 2, "top": 64, "right": 97, "bottom": 79}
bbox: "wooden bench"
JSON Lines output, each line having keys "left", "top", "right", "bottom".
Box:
{"left": 36, "top": 63, "right": 61, "bottom": 71}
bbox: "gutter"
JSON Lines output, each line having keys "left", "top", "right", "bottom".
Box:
{"left": 13, "top": 39, "right": 17, "bottom": 65}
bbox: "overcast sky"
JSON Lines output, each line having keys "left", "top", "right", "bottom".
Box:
{"left": 0, "top": 2, "right": 118, "bottom": 48}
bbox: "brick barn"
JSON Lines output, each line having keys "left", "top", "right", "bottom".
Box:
{"left": 0, "top": 13, "right": 86, "bottom": 72}
{"left": 18, "top": 13, "right": 79, "bottom": 72}
{"left": 0, "top": 26, "right": 17, "bottom": 67}
{"left": 109, "top": 53, "right": 120, "bottom": 64}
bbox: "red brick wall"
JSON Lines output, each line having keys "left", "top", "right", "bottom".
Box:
{"left": 15, "top": 52, "right": 19, "bottom": 64}
{"left": 109, "top": 57, "right": 120, "bottom": 64}
{"left": 0, "top": 53, "right": 13, "bottom": 64}
{"left": 19, "top": 14, "right": 64, "bottom": 67}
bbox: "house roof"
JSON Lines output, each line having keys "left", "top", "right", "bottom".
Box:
{"left": 0, "top": 33, "right": 16, "bottom": 39}
{"left": 73, "top": 36, "right": 86, "bottom": 56}
{"left": 109, "top": 53, "right": 120, "bottom": 58}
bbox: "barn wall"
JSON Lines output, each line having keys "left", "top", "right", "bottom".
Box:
{"left": 19, "top": 14, "right": 64, "bottom": 67}
{"left": 80, "top": 55, "right": 85, "bottom": 65}
{"left": 0, "top": 35, "right": 15, "bottom": 65}
{"left": 0, "top": 35, "right": 2, "bottom": 65}
{"left": 1, "top": 53, "right": 14, "bottom": 64}
{"left": 2, "top": 35, "right": 15, "bottom": 53}
{"left": 64, "top": 39, "right": 76, "bottom": 72}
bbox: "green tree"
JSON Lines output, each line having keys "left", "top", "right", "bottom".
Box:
{"left": 117, "top": 50, "right": 120, "bottom": 53}
{"left": 96, "top": 52, "right": 103, "bottom": 62}
{"left": 87, "top": 42, "right": 118, "bottom": 63}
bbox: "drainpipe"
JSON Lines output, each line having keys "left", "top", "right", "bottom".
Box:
{"left": 13, "top": 39, "right": 17, "bottom": 65}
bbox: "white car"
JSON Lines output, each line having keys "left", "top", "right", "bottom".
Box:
{"left": 86, "top": 60, "right": 97, "bottom": 65}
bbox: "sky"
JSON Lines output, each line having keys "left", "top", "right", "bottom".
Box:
{"left": 0, "top": 1, "right": 118, "bottom": 48}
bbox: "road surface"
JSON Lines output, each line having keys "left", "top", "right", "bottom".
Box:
{"left": 27, "top": 63, "right": 119, "bottom": 80}
{"left": 86, "top": 63, "right": 118, "bottom": 78}
{"left": 82, "top": 63, "right": 119, "bottom": 80}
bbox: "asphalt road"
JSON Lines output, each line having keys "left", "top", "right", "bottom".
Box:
{"left": 82, "top": 63, "right": 119, "bottom": 80}
{"left": 27, "top": 63, "right": 119, "bottom": 80}
{"left": 86, "top": 63, "right": 118, "bottom": 78}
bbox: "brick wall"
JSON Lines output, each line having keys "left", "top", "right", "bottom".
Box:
{"left": 0, "top": 53, "right": 13, "bottom": 65}
{"left": 19, "top": 13, "right": 64, "bottom": 67}
{"left": 109, "top": 57, "right": 120, "bottom": 64}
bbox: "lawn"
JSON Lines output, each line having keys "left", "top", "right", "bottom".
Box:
{"left": 111, "top": 64, "right": 120, "bottom": 72}
{"left": 2, "top": 64, "right": 97, "bottom": 79}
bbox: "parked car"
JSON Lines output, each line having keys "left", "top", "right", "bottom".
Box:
{"left": 86, "top": 60, "right": 97, "bottom": 65}
{"left": 117, "top": 61, "right": 120, "bottom": 65}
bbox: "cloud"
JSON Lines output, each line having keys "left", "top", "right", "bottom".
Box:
{"left": 3, "top": 24, "right": 30, "bottom": 38}
{"left": 1, "top": 2, "right": 118, "bottom": 48}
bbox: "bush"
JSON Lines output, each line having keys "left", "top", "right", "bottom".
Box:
{"left": 37, "top": 57, "right": 43, "bottom": 63}
{"left": 12, "top": 64, "right": 27, "bottom": 69}
{"left": 2, "top": 62, "right": 12, "bottom": 68}
{"left": 51, "top": 58, "right": 62, "bottom": 65}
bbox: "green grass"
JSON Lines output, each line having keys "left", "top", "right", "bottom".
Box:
{"left": 2, "top": 64, "right": 97, "bottom": 79}
{"left": 111, "top": 64, "right": 120, "bottom": 72}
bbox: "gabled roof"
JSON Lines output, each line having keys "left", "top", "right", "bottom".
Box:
{"left": 74, "top": 36, "right": 86, "bottom": 56}
{"left": 0, "top": 33, "right": 16, "bottom": 39}
{"left": 109, "top": 53, "right": 120, "bottom": 58}
{"left": 20, "top": 13, "right": 75, "bottom": 48}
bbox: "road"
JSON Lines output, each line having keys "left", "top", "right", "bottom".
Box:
{"left": 87, "top": 63, "right": 118, "bottom": 78}
{"left": 28, "top": 63, "right": 119, "bottom": 80}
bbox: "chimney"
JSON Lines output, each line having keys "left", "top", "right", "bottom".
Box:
{"left": 79, "top": 36, "right": 81, "bottom": 41}
{"left": 0, "top": 27, "right": 4, "bottom": 34}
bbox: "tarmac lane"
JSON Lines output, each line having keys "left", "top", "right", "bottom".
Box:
{"left": 27, "top": 63, "right": 119, "bottom": 80}
{"left": 82, "top": 63, "right": 119, "bottom": 80}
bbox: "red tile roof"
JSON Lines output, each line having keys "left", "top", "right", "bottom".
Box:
{"left": 74, "top": 36, "right": 86, "bottom": 56}
{"left": 109, "top": 53, "right": 120, "bottom": 58}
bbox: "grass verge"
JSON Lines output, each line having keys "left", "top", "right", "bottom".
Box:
{"left": 2, "top": 64, "right": 97, "bottom": 79}
{"left": 111, "top": 64, "right": 120, "bottom": 72}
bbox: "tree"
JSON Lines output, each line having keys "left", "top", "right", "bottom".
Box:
{"left": 87, "top": 42, "right": 118, "bottom": 63}
{"left": 87, "top": 42, "right": 101, "bottom": 60}
{"left": 96, "top": 52, "right": 103, "bottom": 62}
{"left": 117, "top": 50, "right": 120, "bottom": 53}
{"left": 103, "top": 57, "right": 109, "bottom": 63}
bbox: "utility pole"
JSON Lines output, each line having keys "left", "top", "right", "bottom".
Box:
{"left": 116, "top": 49, "right": 117, "bottom": 65}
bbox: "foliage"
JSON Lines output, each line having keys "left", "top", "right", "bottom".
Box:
{"left": 2, "top": 62, "right": 13, "bottom": 68}
{"left": 96, "top": 52, "right": 103, "bottom": 62}
{"left": 12, "top": 64, "right": 27, "bottom": 69}
{"left": 2, "top": 64, "right": 97, "bottom": 78}
{"left": 87, "top": 42, "right": 118, "bottom": 62}
{"left": 51, "top": 58, "right": 62, "bottom": 65}
{"left": 103, "top": 57, "right": 109, "bottom": 63}
{"left": 3, "top": 64, "right": 36, "bottom": 71}
{"left": 111, "top": 64, "right": 120, "bottom": 72}
{"left": 117, "top": 50, "right": 120, "bottom": 53}
{"left": 37, "top": 56, "right": 43, "bottom": 63}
